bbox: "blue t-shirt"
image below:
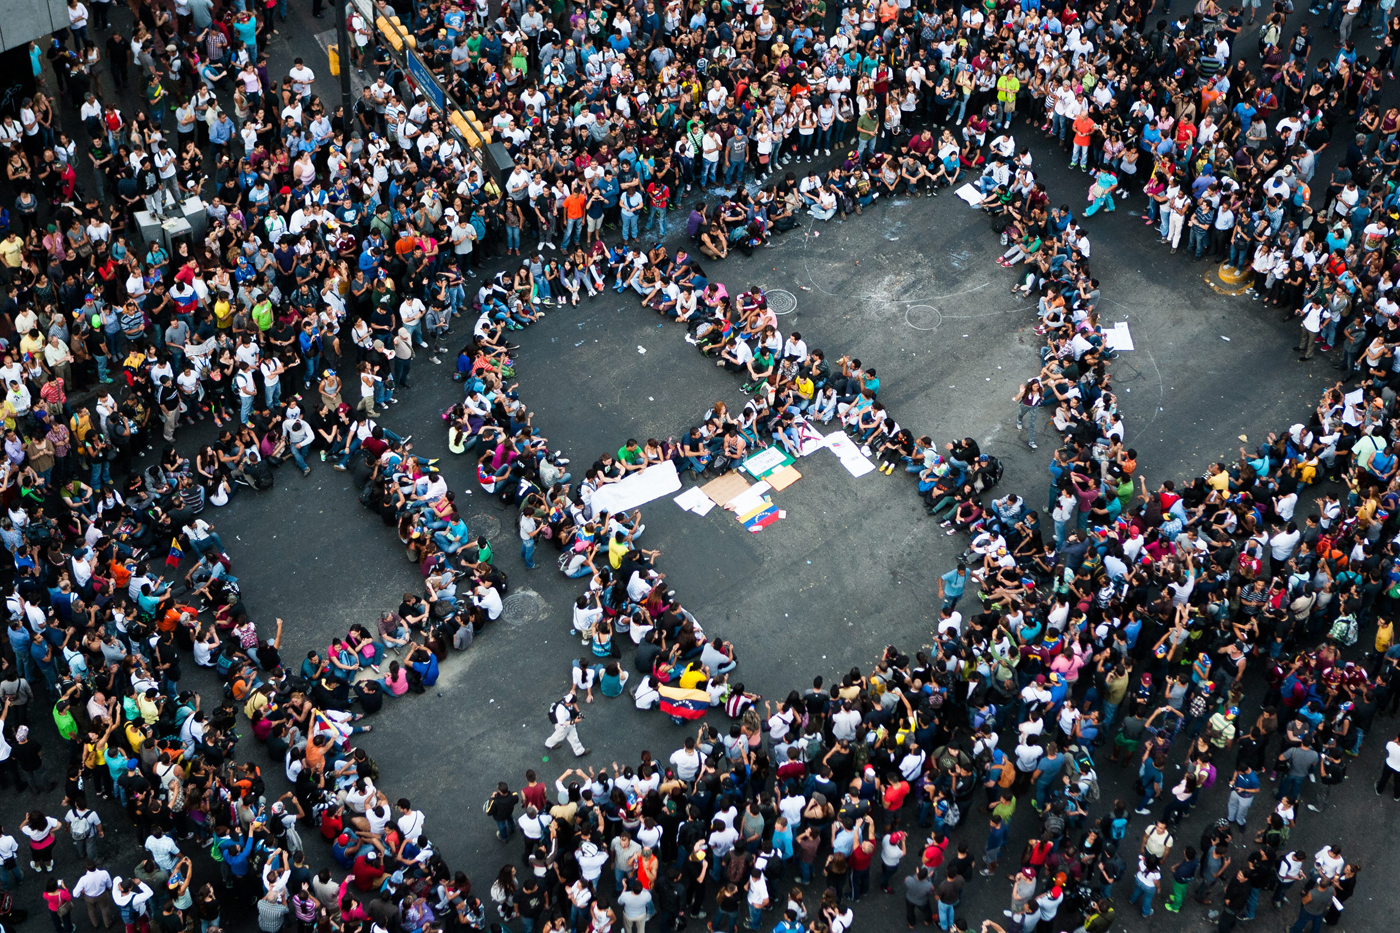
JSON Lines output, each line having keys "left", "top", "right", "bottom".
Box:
{"left": 1231, "top": 771, "right": 1261, "bottom": 796}
{"left": 412, "top": 652, "right": 439, "bottom": 687}
{"left": 941, "top": 569, "right": 968, "bottom": 596}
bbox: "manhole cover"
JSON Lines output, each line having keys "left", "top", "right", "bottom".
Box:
{"left": 905, "top": 306, "right": 942, "bottom": 331}
{"left": 471, "top": 514, "right": 502, "bottom": 539}
{"left": 501, "top": 589, "right": 546, "bottom": 626}
{"left": 766, "top": 289, "right": 797, "bottom": 315}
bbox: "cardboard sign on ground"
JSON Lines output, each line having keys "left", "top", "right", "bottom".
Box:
{"left": 701, "top": 472, "right": 752, "bottom": 506}
{"left": 766, "top": 465, "right": 801, "bottom": 491}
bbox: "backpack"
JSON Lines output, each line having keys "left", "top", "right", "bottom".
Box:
{"left": 69, "top": 810, "right": 95, "bottom": 839}
{"left": 547, "top": 700, "right": 563, "bottom": 726}
{"left": 1109, "top": 816, "right": 1128, "bottom": 841}
{"left": 248, "top": 458, "right": 274, "bottom": 491}
{"left": 1329, "top": 614, "right": 1358, "bottom": 647}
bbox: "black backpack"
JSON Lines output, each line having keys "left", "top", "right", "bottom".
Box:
{"left": 248, "top": 459, "right": 274, "bottom": 491}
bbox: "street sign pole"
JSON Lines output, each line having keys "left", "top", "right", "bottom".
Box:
{"left": 333, "top": 0, "right": 354, "bottom": 129}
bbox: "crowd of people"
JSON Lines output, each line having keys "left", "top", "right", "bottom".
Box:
{"left": 0, "top": 0, "right": 1397, "bottom": 928}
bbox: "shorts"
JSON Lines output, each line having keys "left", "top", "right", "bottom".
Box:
{"left": 587, "top": 215, "right": 604, "bottom": 233}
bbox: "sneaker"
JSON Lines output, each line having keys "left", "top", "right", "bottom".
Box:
{"left": 430, "top": 356, "right": 442, "bottom": 364}
{"left": 1028, "top": 441, "right": 1037, "bottom": 450}
{"left": 1134, "top": 807, "right": 1151, "bottom": 815}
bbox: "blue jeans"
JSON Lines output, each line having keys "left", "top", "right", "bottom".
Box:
{"left": 1189, "top": 225, "right": 1210, "bottom": 259}
{"left": 0, "top": 860, "right": 21, "bottom": 889}
{"left": 239, "top": 394, "right": 255, "bottom": 424}
{"left": 263, "top": 380, "right": 282, "bottom": 408}
{"left": 393, "top": 357, "right": 412, "bottom": 387}
{"left": 289, "top": 443, "right": 309, "bottom": 472}
{"left": 1278, "top": 774, "right": 1303, "bottom": 802}
{"left": 561, "top": 217, "right": 583, "bottom": 249}
{"left": 1129, "top": 879, "right": 1155, "bottom": 917}
{"left": 937, "top": 900, "right": 957, "bottom": 930}
{"left": 700, "top": 160, "right": 719, "bottom": 187}
{"left": 1289, "top": 907, "right": 1324, "bottom": 933}
{"left": 521, "top": 536, "right": 536, "bottom": 568}
{"left": 747, "top": 905, "right": 763, "bottom": 929}
{"left": 506, "top": 225, "right": 521, "bottom": 250}
{"left": 338, "top": 435, "right": 362, "bottom": 468}
{"left": 621, "top": 211, "right": 639, "bottom": 241}
{"left": 90, "top": 459, "right": 111, "bottom": 488}
{"left": 645, "top": 206, "right": 668, "bottom": 236}
{"left": 724, "top": 160, "right": 745, "bottom": 187}
{"left": 1101, "top": 700, "right": 1121, "bottom": 728}
{"left": 192, "top": 533, "right": 227, "bottom": 557}
{"left": 1243, "top": 886, "right": 1259, "bottom": 920}
{"left": 435, "top": 532, "right": 469, "bottom": 554}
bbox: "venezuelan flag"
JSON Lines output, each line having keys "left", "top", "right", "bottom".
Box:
{"left": 657, "top": 684, "right": 710, "bottom": 720}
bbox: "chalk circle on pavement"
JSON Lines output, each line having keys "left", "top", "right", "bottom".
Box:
{"left": 905, "top": 306, "right": 942, "bottom": 331}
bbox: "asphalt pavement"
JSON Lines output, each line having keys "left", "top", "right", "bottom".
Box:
{"left": 9, "top": 3, "right": 1400, "bottom": 931}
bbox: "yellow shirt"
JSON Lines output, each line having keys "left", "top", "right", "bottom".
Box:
{"left": 678, "top": 666, "right": 707, "bottom": 690}
{"left": 608, "top": 536, "right": 628, "bottom": 569}
{"left": 0, "top": 236, "right": 22, "bottom": 268}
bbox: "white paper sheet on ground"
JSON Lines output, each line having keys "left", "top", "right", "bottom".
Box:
{"left": 743, "top": 446, "right": 789, "bottom": 476}
{"left": 589, "top": 461, "right": 682, "bottom": 515}
{"left": 823, "top": 430, "right": 876, "bottom": 477}
{"left": 1343, "top": 388, "right": 1365, "bottom": 426}
{"left": 824, "top": 432, "right": 861, "bottom": 458}
{"left": 955, "top": 183, "right": 983, "bottom": 206}
{"left": 1104, "top": 321, "right": 1135, "bottom": 352}
{"left": 724, "top": 482, "right": 773, "bottom": 516}
{"left": 673, "top": 486, "right": 712, "bottom": 514}
{"left": 838, "top": 453, "right": 877, "bottom": 477}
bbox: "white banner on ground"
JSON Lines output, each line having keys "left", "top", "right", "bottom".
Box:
{"left": 590, "top": 461, "right": 682, "bottom": 515}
